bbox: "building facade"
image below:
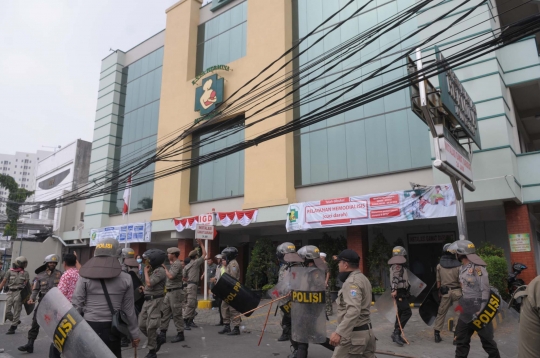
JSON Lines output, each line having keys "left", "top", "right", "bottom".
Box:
{"left": 75, "top": 0, "right": 540, "bottom": 288}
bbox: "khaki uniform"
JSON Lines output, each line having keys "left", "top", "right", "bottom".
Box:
{"left": 221, "top": 259, "right": 241, "bottom": 326}
{"left": 139, "top": 267, "right": 166, "bottom": 351}
{"left": 29, "top": 269, "right": 63, "bottom": 340}
{"left": 332, "top": 271, "right": 375, "bottom": 358}
{"left": 518, "top": 275, "right": 540, "bottom": 358}
{"left": 323, "top": 262, "right": 333, "bottom": 315}
{"left": 4, "top": 269, "right": 29, "bottom": 326}
{"left": 183, "top": 256, "right": 204, "bottom": 320}
{"left": 160, "top": 260, "right": 185, "bottom": 333}
{"left": 434, "top": 263, "right": 462, "bottom": 332}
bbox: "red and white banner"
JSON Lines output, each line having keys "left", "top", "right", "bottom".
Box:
{"left": 286, "top": 185, "right": 456, "bottom": 232}
{"left": 122, "top": 173, "right": 132, "bottom": 217}
{"left": 174, "top": 210, "right": 258, "bottom": 232}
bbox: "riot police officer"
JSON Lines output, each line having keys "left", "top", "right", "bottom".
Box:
{"left": 450, "top": 240, "right": 500, "bottom": 358}
{"left": 275, "top": 242, "right": 303, "bottom": 342}
{"left": 118, "top": 247, "right": 143, "bottom": 348}
{"left": 139, "top": 249, "right": 167, "bottom": 358}
{"left": 18, "top": 254, "right": 63, "bottom": 354}
{"left": 434, "top": 243, "right": 462, "bottom": 343}
{"left": 330, "top": 249, "right": 376, "bottom": 357}
{"left": 158, "top": 247, "right": 185, "bottom": 345}
{"left": 218, "top": 246, "right": 242, "bottom": 336}
{"left": 0, "top": 256, "right": 29, "bottom": 335}
{"left": 72, "top": 238, "right": 140, "bottom": 357}
{"left": 388, "top": 246, "right": 411, "bottom": 347}
{"left": 183, "top": 239, "right": 207, "bottom": 328}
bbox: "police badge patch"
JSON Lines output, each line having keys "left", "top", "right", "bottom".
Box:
{"left": 350, "top": 290, "right": 358, "bottom": 298}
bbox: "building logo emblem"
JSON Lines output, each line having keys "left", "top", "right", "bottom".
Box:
{"left": 195, "top": 74, "right": 224, "bottom": 116}
{"left": 288, "top": 206, "right": 299, "bottom": 223}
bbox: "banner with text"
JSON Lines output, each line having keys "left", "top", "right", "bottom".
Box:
{"left": 90, "top": 222, "right": 152, "bottom": 247}
{"left": 286, "top": 185, "right": 456, "bottom": 232}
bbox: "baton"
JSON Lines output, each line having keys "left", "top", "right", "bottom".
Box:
{"left": 134, "top": 347, "right": 137, "bottom": 358}
{"left": 257, "top": 302, "right": 273, "bottom": 346}
{"left": 233, "top": 293, "right": 290, "bottom": 319}
{"left": 319, "top": 339, "right": 418, "bottom": 358}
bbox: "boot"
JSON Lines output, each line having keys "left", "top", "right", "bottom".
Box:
{"left": 171, "top": 332, "right": 185, "bottom": 343}
{"left": 121, "top": 336, "right": 131, "bottom": 347}
{"left": 6, "top": 325, "right": 16, "bottom": 335}
{"left": 18, "top": 339, "right": 35, "bottom": 353}
{"left": 288, "top": 351, "right": 297, "bottom": 358}
{"left": 391, "top": 330, "right": 404, "bottom": 347}
{"left": 184, "top": 319, "right": 191, "bottom": 330}
{"left": 218, "top": 324, "right": 231, "bottom": 334}
{"left": 278, "top": 325, "right": 290, "bottom": 342}
{"left": 227, "top": 326, "right": 240, "bottom": 336}
{"left": 144, "top": 349, "right": 157, "bottom": 358}
{"left": 296, "top": 344, "right": 308, "bottom": 358}
{"left": 434, "top": 330, "right": 442, "bottom": 343}
{"left": 156, "top": 331, "right": 166, "bottom": 352}
{"left": 189, "top": 318, "right": 197, "bottom": 328}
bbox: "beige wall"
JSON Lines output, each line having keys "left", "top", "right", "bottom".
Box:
{"left": 152, "top": 0, "right": 296, "bottom": 221}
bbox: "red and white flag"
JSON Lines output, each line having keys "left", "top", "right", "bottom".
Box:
{"left": 122, "top": 173, "right": 132, "bottom": 217}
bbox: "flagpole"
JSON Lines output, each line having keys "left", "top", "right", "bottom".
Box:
{"left": 125, "top": 173, "right": 132, "bottom": 248}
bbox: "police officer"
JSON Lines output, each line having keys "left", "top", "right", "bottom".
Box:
{"left": 139, "top": 249, "right": 167, "bottom": 358}
{"left": 434, "top": 243, "right": 462, "bottom": 343}
{"left": 18, "top": 254, "right": 63, "bottom": 354}
{"left": 118, "top": 247, "right": 143, "bottom": 348}
{"left": 212, "top": 254, "right": 225, "bottom": 326}
{"left": 158, "top": 247, "right": 185, "bottom": 345}
{"left": 388, "top": 246, "right": 411, "bottom": 347}
{"left": 330, "top": 249, "right": 376, "bottom": 357}
{"left": 183, "top": 239, "right": 207, "bottom": 328}
{"left": 72, "top": 238, "right": 140, "bottom": 358}
{"left": 218, "top": 246, "right": 242, "bottom": 336}
{"left": 518, "top": 275, "right": 540, "bottom": 357}
{"left": 0, "top": 256, "right": 29, "bottom": 335}
{"left": 451, "top": 240, "right": 500, "bottom": 358}
{"left": 275, "top": 242, "right": 303, "bottom": 342}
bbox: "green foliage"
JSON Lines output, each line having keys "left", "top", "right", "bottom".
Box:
{"left": 372, "top": 286, "right": 385, "bottom": 294}
{"left": 476, "top": 242, "right": 505, "bottom": 258}
{"left": 367, "top": 233, "right": 392, "bottom": 287}
{"left": 318, "top": 233, "right": 347, "bottom": 290}
{"left": 0, "top": 174, "right": 33, "bottom": 237}
{"left": 245, "top": 238, "right": 278, "bottom": 290}
{"left": 261, "top": 283, "right": 274, "bottom": 292}
{"left": 480, "top": 255, "right": 509, "bottom": 300}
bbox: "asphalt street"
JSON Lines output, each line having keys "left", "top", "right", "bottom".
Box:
{"left": 0, "top": 298, "right": 510, "bottom": 358}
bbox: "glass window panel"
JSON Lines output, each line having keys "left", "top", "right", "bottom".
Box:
{"left": 322, "top": 0, "right": 339, "bottom": 28}
{"left": 197, "top": 24, "right": 206, "bottom": 45}
{"left": 151, "top": 101, "right": 160, "bottom": 135}
{"left": 298, "top": 134, "right": 311, "bottom": 184}
{"left": 241, "top": 2, "right": 247, "bottom": 21}
{"left": 385, "top": 110, "right": 412, "bottom": 171}
{"left": 206, "top": 18, "right": 219, "bottom": 40}
{"left": 218, "top": 8, "right": 231, "bottom": 33}
{"left": 309, "top": 129, "right": 329, "bottom": 183}
{"left": 153, "top": 67, "right": 162, "bottom": 101}
{"left": 135, "top": 108, "right": 144, "bottom": 140}
{"left": 365, "top": 115, "right": 389, "bottom": 174}
{"left": 383, "top": 89, "right": 407, "bottom": 113}
{"left": 327, "top": 125, "right": 348, "bottom": 180}
{"left": 407, "top": 110, "right": 431, "bottom": 168}
{"left": 130, "top": 78, "right": 140, "bottom": 110}
{"left": 143, "top": 104, "right": 153, "bottom": 136}
{"left": 229, "top": 25, "right": 243, "bottom": 63}
{"left": 145, "top": 70, "right": 155, "bottom": 104}
{"left": 345, "top": 121, "right": 368, "bottom": 177}
{"left": 241, "top": 22, "right": 247, "bottom": 57}
{"left": 125, "top": 82, "right": 133, "bottom": 113}
{"left": 147, "top": 51, "right": 157, "bottom": 71}
{"left": 138, "top": 75, "right": 148, "bottom": 107}
{"left": 140, "top": 55, "right": 150, "bottom": 76}
{"left": 155, "top": 47, "right": 164, "bottom": 67}
{"left": 196, "top": 43, "right": 205, "bottom": 74}
{"left": 297, "top": 0, "right": 308, "bottom": 39}
{"left": 218, "top": 31, "right": 231, "bottom": 65}
{"left": 306, "top": 0, "right": 323, "bottom": 34}
{"left": 130, "top": 60, "right": 141, "bottom": 80}
{"left": 307, "top": 81, "right": 327, "bottom": 131}
{"left": 230, "top": 3, "right": 243, "bottom": 27}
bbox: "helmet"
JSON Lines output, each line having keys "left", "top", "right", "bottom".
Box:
{"left": 44, "top": 254, "right": 60, "bottom": 264}
{"left": 443, "top": 243, "right": 451, "bottom": 252}
{"left": 222, "top": 247, "right": 239, "bottom": 261}
{"left": 448, "top": 240, "right": 486, "bottom": 266}
{"left": 215, "top": 254, "right": 223, "bottom": 260}
{"left": 513, "top": 263, "right": 527, "bottom": 272}
{"left": 120, "top": 247, "right": 135, "bottom": 259}
{"left": 297, "top": 245, "right": 320, "bottom": 260}
{"left": 142, "top": 249, "right": 167, "bottom": 269}
{"left": 276, "top": 242, "right": 296, "bottom": 260}
{"left": 388, "top": 246, "right": 407, "bottom": 265}
{"left": 13, "top": 256, "right": 28, "bottom": 269}
{"left": 94, "top": 238, "right": 119, "bottom": 257}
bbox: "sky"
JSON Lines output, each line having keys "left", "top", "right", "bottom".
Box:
{"left": 0, "top": 0, "right": 179, "bottom": 155}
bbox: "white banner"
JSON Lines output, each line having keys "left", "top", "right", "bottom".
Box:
{"left": 90, "top": 222, "right": 152, "bottom": 247}
{"left": 286, "top": 184, "right": 456, "bottom": 232}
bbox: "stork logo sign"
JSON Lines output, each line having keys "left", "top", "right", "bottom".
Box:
{"left": 195, "top": 74, "right": 224, "bottom": 116}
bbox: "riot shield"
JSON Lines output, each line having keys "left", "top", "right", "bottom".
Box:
{"left": 36, "top": 288, "right": 116, "bottom": 358}
{"left": 290, "top": 266, "right": 326, "bottom": 344}
{"left": 458, "top": 289, "right": 501, "bottom": 327}
{"left": 407, "top": 269, "right": 427, "bottom": 297}
{"left": 211, "top": 273, "right": 261, "bottom": 317}
{"left": 268, "top": 269, "right": 292, "bottom": 300}
{"left": 374, "top": 291, "right": 398, "bottom": 324}
{"left": 128, "top": 271, "right": 144, "bottom": 315}
{"left": 419, "top": 283, "right": 460, "bottom": 330}
{"left": 21, "top": 281, "right": 35, "bottom": 315}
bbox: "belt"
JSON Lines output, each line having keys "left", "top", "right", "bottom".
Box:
{"left": 187, "top": 281, "right": 198, "bottom": 285}
{"left": 10, "top": 288, "right": 22, "bottom": 292}
{"left": 448, "top": 287, "right": 461, "bottom": 291}
{"left": 353, "top": 323, "right": 372, "bottom": 331}
{"left": 144, "top": 294, "right": 165, "bottom": 301}
{"left": 166, "top": 287, "right": 183, "bottom": 292}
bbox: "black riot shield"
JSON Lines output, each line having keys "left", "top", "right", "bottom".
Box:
{"left": 290, "top": 266, "right": 326, "bottom": 344}
{"left": 211, "top": 273, "right": 261, "bottom": 317}
{"left": 128, "top": 271, "right": 144, "bottom": 315}
{"left": 21, "top": 281, "right": 35, "bottom": 315}
{"left": 419, "top": 283, "right": 439, "bottom": 326}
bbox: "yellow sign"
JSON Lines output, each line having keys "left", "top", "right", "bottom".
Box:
{"left": 291, "top": 291, "right": 325, "bottom": 304}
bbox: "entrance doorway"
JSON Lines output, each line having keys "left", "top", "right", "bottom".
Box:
{"left": 408, "top": 243, "right": 442, "bottom": 302}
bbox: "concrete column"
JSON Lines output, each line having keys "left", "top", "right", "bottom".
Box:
{"left": 347, "top": 225, "right": 369, "bottom": 275}
{"left": 504, "top": 201, "right": 537, "bottom": 284}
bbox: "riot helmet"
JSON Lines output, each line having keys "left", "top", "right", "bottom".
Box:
{"left": 143, "top": 249, "right": 167, "bottom": 269}
{"left": 443, "top": 243, "right": 451, "bottom": 252}
{"left": 79, "top": 238, "right": 123, "bottom": 279}
{"left": 121, "top": 247, "right": 139, "bottom": 267}
{"left": 297, "top": 245, "right": 325, "bottom": 269}
{"left": 449, "top": 240, "right": 486, "bottom": 266}
{"left": 222, "top": 247, "right": 239, "bottom": 262}
{"left": 388, "top": 246, "right": 407, "bottom": 265}
{"left": 276, "top": 242, "right": 303, "bottom": 264}
{"left": 44, "top": 254, "right": 60, "bottom": 264}
{"left": 12, "top": 256, "right": 28, "bottom": 269}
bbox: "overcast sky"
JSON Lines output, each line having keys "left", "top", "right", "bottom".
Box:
{"left": 0, "top": 0, "right": 179, "bottom": 155}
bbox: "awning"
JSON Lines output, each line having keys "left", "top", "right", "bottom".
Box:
{"left": 173, "top": 210, "right": 258, "bottom": 232}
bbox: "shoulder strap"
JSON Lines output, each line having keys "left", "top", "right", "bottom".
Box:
{"left": 100, "top": 279, "right": 115, "bottom": 316}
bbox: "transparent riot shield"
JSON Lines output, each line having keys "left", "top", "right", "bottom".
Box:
{"left": 457, "top": 289, "right": 501, "bottom": 326}
{"left": 268, "top": 269, "right": 293, "bottom": 301}
{"left": 290, "top": 266, "right": 326, "bottom": 344}
{"left": 375, "top": 290, "right": 398, "bottom": 324}
{"left": 419, "top": 283, "right": 460, "bottom": 331}
{"left": 407, "top": 269, "right": 427, "bottom": 297}
{"left": 36, "top": 288, "right": 116, "bottom": 358}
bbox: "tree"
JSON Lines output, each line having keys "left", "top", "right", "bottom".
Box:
{"left": 0, "top": 174, "right": 33, "bottom": 238}
{"left": 367, "top": 233, "right": 392, "bottom": 287}
{"left": 245, "top": 238, "right": 278, "bottom": 290}
{"left": 318, "top": 233, "right": 347, "bottom": 290}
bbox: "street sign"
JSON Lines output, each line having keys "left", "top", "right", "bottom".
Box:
{"left": 195, "top": 224, "right": 215, "bottom": 240}
{"left": 438, "top": 128, "right": 473, "bottom": 182}
{"left": 198, "top": 213, "right": 214, "bottom": 225}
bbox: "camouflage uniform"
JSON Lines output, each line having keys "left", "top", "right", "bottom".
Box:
{"left": 139, "top": 267, "right": 166, "bottom": 351}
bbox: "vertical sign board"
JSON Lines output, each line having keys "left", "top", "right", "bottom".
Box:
{"left": 436, "top": 49, "right": 481, "bottom": 149}
{"left": 439, "top": 128, "right": 473, "bottom": 181}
